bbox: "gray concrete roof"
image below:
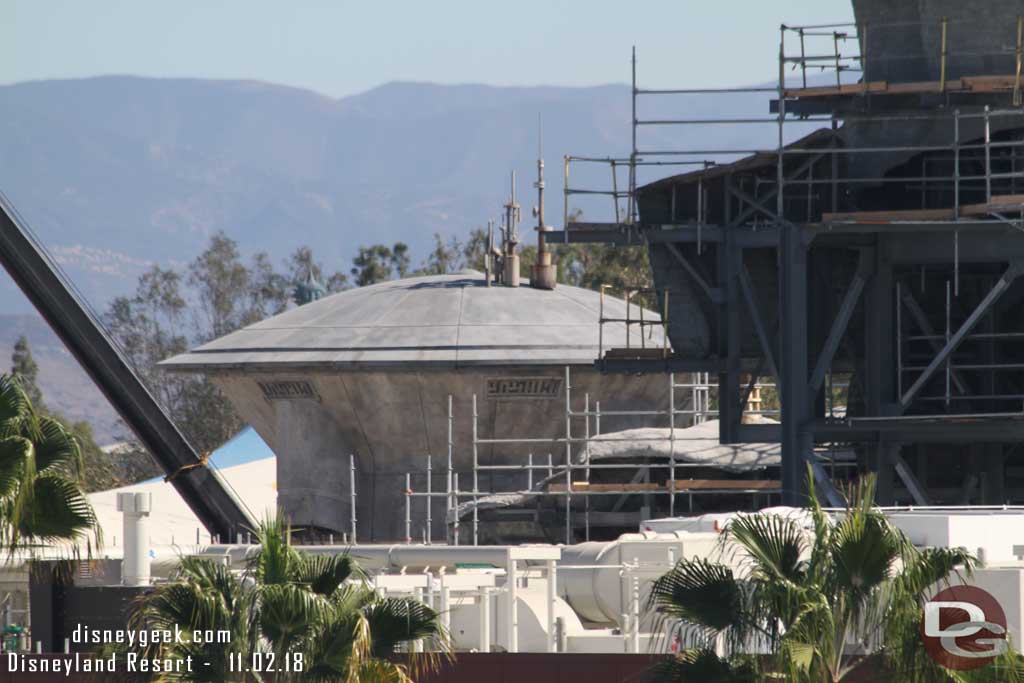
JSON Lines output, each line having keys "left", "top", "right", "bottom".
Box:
{"left": 161, "top": 272, "right": 664, "bottom": 370}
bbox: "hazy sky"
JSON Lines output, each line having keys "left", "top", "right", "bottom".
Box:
{"left": 3, "top": 1, "right": 855, "bottom": 97}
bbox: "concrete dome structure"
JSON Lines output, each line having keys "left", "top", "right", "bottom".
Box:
{"left": 162, "top": 272, "right": 670, "bottom": 541}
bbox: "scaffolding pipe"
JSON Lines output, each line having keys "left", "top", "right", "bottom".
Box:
{"left": 405, "top": 473, "right": 412, "bottom": 544}
{"left": 564, "top": 366, "right": 573, "bottom": 544}
{"left": 472, "top": 394, "right": 479, "bottom": 546}
{"left": 447, "top": 395, "right": 453, "bottom": 544}
{"left": 350, "top": 454, "right": 357, "bottom": 544}
{"left": 426, "top": 455, "right": 432, "bottom": 544}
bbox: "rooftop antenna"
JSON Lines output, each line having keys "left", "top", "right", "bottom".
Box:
{"left": 485, "top": 219, "right": 494, "bottom": 287}
{"left": 530, "top": 113, "right": 556, "bottom": 290}
{"left": 502, "top": 171, "right": 521, "bottom": 287}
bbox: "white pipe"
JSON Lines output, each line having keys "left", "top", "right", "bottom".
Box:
{"left": 631, "top": 573, "right": 641, "bottom": 653}
{"left": 506, "top": 557, "right": 518, "bottom": 653}
{"left": 479, "top": 587, "right": 492, "bottom": 652}
{"left": 117, "top": 492, "right": 152, "bottom": 587}
{"left": 440, "top": 580, "right": 451, "bottom": 636}
{"left": 546, "top": 559, "right": 557, "bottom": 653}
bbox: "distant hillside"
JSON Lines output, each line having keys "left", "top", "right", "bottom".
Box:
{"left": 0, "top": 76, "right": 797, "bottom": 313}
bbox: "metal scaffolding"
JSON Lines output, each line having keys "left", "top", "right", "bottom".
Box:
{"left": 549, "top": 12, "right": 1024, "bottom": 509}
{"left": 387, "top": 365, "right": 823, "bottom": 546}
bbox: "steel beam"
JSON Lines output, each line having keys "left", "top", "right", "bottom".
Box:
{"left": 594, "top": 357, "right": 725, "bottom": 374}
{"left": 900, "top": 262, "right": 1024, "bottom": 408}
{"left": 738, "top": 265, "right": 780, "bottom": 388}
{"left": 892, "top": 453, "right": 930, "bottom": 505}
{"left": 727, "top": 152, "right": 826, "bottom": 227}
{"left": 808, "top": 251, "right": 870, "bottom": 393}
{"left": 899, "top": 288, "right": 970, "bottom": 395}
{"left": 811, "top": 418, "right": 1024, "bottom": 442}
{"left": 779, "top": 221, "right": 812, "bottom": 503}
{"left": 0, "top": 196, "right": 254, "bottom": 539}
{"left": 718, "top": 226, "right": 742, "bottom": 444}
{"left": 664, "top": 242, "right": 721, "bottom": 303}
{"left": 810, "top": 461, "right": 846, "bottom": 507}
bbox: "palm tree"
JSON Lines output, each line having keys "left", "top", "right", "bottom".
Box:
{"left": 647, "top": 467, "right": 1022, "bottom": 682}
{"left": 0, "top": 374, "right": 95, "bottom": 551}
{"left": 128, "top": 515, "right": 448, "bottom": 683}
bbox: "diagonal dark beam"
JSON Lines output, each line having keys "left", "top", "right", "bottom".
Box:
{"left": 809, "top": 251, "right": 871, "bottom": 393}
{"left": 900, "top": 288, "right": 969, "bottom": 395}
{"left": 901, "top": 262, "right": 1024, "bottom": 408}
{"left": 729, "top": 183, "right": 780, "bottom": 226}
{"left": 738, "top": 264, "right": 780, "bottom": 387}
{"left": 664, "top": 241, "right": 721, "bottom": 303}
{"left": 892, "top": 453, "right": 930, "bottom": 506}
{"left": 810, "top": 461, "right": 846, "bottom": 507}
{"left": 728, "top": 153, "right": 827, "bottom": 227}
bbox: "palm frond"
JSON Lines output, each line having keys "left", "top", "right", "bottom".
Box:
{"left": 249, "top": 513, "right": 300, "bottom": 585}
{"left": 362, "top": 597, "right": 445, "bottom": 657}
{"left": 295, "top": 553, "right": 363, "bottom": 596}
{"left": 0, "top": 436, "right": 29, "bottom": 500}
{"left": 726, "top": 512, "right": 807, "bottom": 584}
{"left": 0, "top": 375, "right": 30, "bottom": 432}
{"left": 258, "top": 583, "right": 328, "bottom": 652}
{"left": 32, "top": 415, "right": 82, "bottom": 476}
{"left": 18, "top": 474, "right": 95, "bottom": 544}
{"left": 647, "top": 556, "right": 747, "bottom": 645}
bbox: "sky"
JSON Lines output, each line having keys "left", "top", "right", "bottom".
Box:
{"left": 3, "top": 0, "right": 855, "bottom": 97}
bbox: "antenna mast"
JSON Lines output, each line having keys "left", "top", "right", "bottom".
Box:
{"left": 501, "top": 171, "right": 521, "bottom": 287}
{"left": 530, "top": 115, "right": 556, "bottom": 290}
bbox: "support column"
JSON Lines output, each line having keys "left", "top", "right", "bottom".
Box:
{"left": 982, "top": 444, "right": 1006, "bottom": 504}
{"left": 780, "top": 222, "right": 811, "bottom": 503}
{"left": 865, "top": 242, "right": 897, "bottom": 504}
{"left": 718, "top": 225, "right": 742, "bottom": 444}
{"left": 875, "top": 442, "right": 897, "bottom": 505}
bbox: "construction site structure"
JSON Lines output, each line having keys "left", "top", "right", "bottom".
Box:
{"left": 162, "top": 272, "right": 674, "bottom": 542}
{"left": 553, "top": 1, "right": 1024, "bottom": 507}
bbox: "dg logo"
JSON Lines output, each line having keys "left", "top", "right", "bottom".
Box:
{"left": 921, "top": 585, "right": 1008, "bottom": 671}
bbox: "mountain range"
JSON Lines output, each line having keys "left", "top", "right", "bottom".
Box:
{"left": 0, "top": 75, "right": 796, "bottom": 442}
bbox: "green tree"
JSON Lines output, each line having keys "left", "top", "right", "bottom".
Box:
{"left": 646, "top": 469, "right": 1012, "bottom": 683}
{"left": 391, "top": 242, "right": 411, "bottom": 279}
{"left": 419, "top": 233, "right": 463, "bottom": 275}
{"left": 248, "top": 252, "right": 292, "bottom": 318}
{"left": 351, "top": 243, "right": 410, "bottom": 286}
{"left": 188, "top": 232, "right": 259, "bottom": 340}
{"left": 10, "top": 336, "right": 43, "bottom": 410}
{"left": 461, "top": 227, "right": 490, "bottom": 272}
{"left": 0, "top": 374, "right": 96, "bottom": 551}
{"left": 105, "top": 262, "right": 238, "bottom": 454}
{"left": 128, "top": 515, "right": 448, "bottom": 682}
